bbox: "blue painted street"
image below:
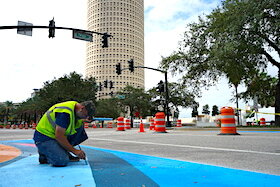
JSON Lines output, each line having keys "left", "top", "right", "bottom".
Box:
{"left": 1, "top": 139, "right": 280, "bottom": 187}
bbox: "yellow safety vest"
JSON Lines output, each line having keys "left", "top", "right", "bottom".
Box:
{"left": 36, "top": 101, "right": 83, "bottom": 139}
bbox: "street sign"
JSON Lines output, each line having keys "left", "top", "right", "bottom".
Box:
{"left": 17, "top": 21, "right": 33, "bottom": 36}
{"left": 73, "top": 30, "right": 93, "bottom": 42}
{"left": 116, "top": 95, "right": 125, "bottom": 99}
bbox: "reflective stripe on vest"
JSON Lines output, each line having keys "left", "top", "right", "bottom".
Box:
{"left": 46, "top": 106, "right": 73, "bottom": 133}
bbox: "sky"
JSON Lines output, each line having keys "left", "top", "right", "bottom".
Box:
{"left": 0, "top": 0, "right": 278, "bottom": 120}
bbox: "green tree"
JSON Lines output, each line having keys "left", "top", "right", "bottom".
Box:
{"left": 212, "top": 105, "right": 220, "bottom": 116}
{"left": 239, "top": 72, "right": 278, "bottom": 107}
{"left": 161, "top": 0, "right": 280, "bottom": 126}
{"left": 148, "top": 82, "right": 197, "bottom": 117}
{"left": 14, "top": 72, "right": 97, "bottom": 120}
{"left": 36, "top": 72, "right": 97, "bottom": 112}
{"left": 202, "top": 104, "right": 210, "bottom": 115}
{"left": 0, "top": 101, "right": 15, "bottom": 124}
{"left": 117, "top": 86, "right": 152, "bottom": 127}
{"left": 95, "top": 98, "right": 122, "bottom": 119}
{"left": 191, "top": 104, "right": 199, "bottom": 117}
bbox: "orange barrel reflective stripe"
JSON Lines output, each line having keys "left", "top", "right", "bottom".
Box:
{"left": 116, "top": 117, "right": 125, "bottom": 131}
{"left": 149, "top": 118, "right": 155, "bottom": 130}
{"left": 260, "top": 118, "right": 266, "bottom": 126}
{"left": 218, "top": 107, "right": 239, "bottom": 135}
{"left": 176, "top": 119, "right": 182, "bottom": 127}
{"left": 154, "top": 112, "right": 167, "bottom": 133}
{"left": 125, "top": 119, "right": 131, "bottom": 129}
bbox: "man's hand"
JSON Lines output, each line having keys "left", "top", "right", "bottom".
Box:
{"left": 73, "top": 149, "right": 86, "bottom": 159}
{"left": 55, "top": 126, "right": 86, "bottom": 159}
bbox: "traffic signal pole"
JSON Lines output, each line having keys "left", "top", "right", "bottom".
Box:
{"left": 164, "top": 71, "right": 171, "bottom": 127}
{"left": 0, "top": 25, "right": 109, "bottom": 36}
{"left": 121, "top": 65, "right": 171, "bottom": 127}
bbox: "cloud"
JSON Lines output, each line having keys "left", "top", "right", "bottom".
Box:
{"left": 144, "top": 0, "right": 221, "bottom": 90}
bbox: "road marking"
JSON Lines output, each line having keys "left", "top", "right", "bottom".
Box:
{"left": 91, "top": 138, "right": 280, "bottom": 156}
{"left": 0, "top": 144, "right": 21, "bottom": 163}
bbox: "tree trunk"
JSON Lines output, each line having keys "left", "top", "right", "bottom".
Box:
{"left": 275, "top": 70, "right": 280, "bottom": 126}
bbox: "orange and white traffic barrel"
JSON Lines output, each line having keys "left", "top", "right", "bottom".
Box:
{"left": 84, "top": 122, "right": 89, "bottom": 128}
{"left": 116, "top": 117, "right": 125, "bottom": 131}
{"left": 154, "top": 112, "right": 167, "bottom": 133}
{"left": 125, "top": 119, "right": 131, "bottom": 129}
{"left": 260, "top": 118, "right": 266, "bottom": 126}
{"left": 149, "top": 118, "right": 155, "bottom": 130}
{"left": 32, "top": 123, "right": 37, "bottom": 130}
{"left": 176, "top": 119, "right": 182, "bottom": 127}
{"left": 107, "top": 122, "right": 113, "bottom": 128}
{"left": 218, "top": 107, "right": 239, "bottom": 135}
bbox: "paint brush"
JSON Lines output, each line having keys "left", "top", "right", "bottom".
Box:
{"left": 78, "top": 145, "right": 88, "bottom": 165}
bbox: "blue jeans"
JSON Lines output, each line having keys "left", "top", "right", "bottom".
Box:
{"left": 35, "top": 126, "right": 88, "bottom": 166}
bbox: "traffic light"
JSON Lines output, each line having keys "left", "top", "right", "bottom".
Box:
{"left": 128, "top": 59, "right": 134, "bottom": 72}
{"left": 104, "top": 80, "right": 108, "bottom": 88}
{"left": 48, "top": 18, "right": 55, "bottom": 38}
{"left": 101, "top": 33, "right": 109, "bottom": 48}
{"left": 109, "top": 81, "right": 114, "bottom": 89}
{"left": 116, "top": 63, "right": 121, "bottom": 75}
{"left": 156, "top": 80, "right": 165, "bottom": 92}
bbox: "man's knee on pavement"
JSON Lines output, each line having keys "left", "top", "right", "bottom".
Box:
{"left": 50, "top": 156, "right": 70, "bottom": 167}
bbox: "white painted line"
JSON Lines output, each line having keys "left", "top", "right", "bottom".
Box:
{"left": 91, "top": 138, "right": 280, "bottom": 156}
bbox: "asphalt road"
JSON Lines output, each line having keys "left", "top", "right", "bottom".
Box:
{"left": 1, "top": 128, "right": 279, "bottom": 176}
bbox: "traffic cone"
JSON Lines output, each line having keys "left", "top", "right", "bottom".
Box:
{"left": 139, "top": 120, "right": 145, "bottom": 132}
{"left": 24, "top": 123, "right": 29, "bottom": 129}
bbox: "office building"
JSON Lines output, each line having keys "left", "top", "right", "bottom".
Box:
{"left": 86, "top": 0, "right": 144, "bottom": 98}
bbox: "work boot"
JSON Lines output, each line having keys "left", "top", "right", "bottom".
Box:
{"left": 39, "top": 154, "right": 48, "bottom": 164}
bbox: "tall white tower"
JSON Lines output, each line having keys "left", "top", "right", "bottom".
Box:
{"left": 86, "top": 0, "right": 144, "bottom": 98}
